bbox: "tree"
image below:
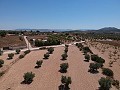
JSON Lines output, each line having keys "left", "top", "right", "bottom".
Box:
{"left": 99, "top": 77, "right": 112, "bottom": 90}
{"left": 102, "top": 68, "right": 114, "bottom": 77}
{"left": 88, "top": 63, "right": 100, "bottom": 73}
{"left": 0, "top": 31, "right": 6, "bottom": 37}
{"left": 44, "top": 53, "right": 50, "bottom": 59}
{"left": 112, "top": 80, "right": 119, "bottom": 89}
{"left": 23, "top": 72, "right": 35, "bottom": 84}
{"left": 60, "top": 75, "right": 72, "bottom": 90}
{"left": 16, "top": 49, "right": 21, "bottom": 54}
{"left": 35, "top": 60, "right": 43, "bottom": 68}
{"left": 24, "top": 50, "right": 31, "bottom": 55}
{"left": 19, "top": 54, "right": 24, "bottom": 59}
{"left": 91, "top": 54, "right": 105, "bottom": 64}
{"left": 8, "top": 53, "right": 14, "bottom": 59}
{"left": 48, "top": 47, "right": 54, "bottom": 54}
{"left": 64, "top": 47, "right": 68, "bottom": 53}
{"left": 83, "top": 47, "right": 93, "bottom": 54}
{"left": 59, "top": 63, "right": 69, "bottom": 73}
{"left": 61, "top": 53, "right": 68, "bottom": 60}
{"left": 0, "top": 59, "right": 4, "bottom": 67}
{"left": 84, "top": 54, "right": 90, "bottom": 62}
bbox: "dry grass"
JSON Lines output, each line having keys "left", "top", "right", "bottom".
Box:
{"left": 0, "top": 35, "right": 26, "bottom": 48}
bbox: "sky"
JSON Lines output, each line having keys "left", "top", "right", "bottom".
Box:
{"left": 0, "top": 0, "right": 120, "bottom": 30}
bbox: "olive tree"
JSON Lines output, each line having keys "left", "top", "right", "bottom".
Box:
{"left": 22, "top": 72, "right": 35, "bottom": 84}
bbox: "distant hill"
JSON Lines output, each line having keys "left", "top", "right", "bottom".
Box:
{"left": 15, "top": 27, "right": 120, "bottom": 33}
{"left": 85, "top": 27, "right": 120, "bottom": 33}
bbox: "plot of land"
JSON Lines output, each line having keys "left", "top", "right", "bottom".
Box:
{"left": 0, "top": 35, "right": 26, "bottom": 48}
{"left": 0, "top": 45, "right": 119, "bottom": 90}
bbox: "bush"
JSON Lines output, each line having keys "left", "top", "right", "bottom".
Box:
{"left": 44, "top": 53, "right": 50, "bottom": 59}
{"left": 19, "top": 54, "right": 25, "bottom": 59}
{"left": 0, "top": 59, "right": 4, "bottom": 67}
{"left": 84, "top": 54, "right": 90, "bottom": 62}
{"left": 91, "top": 54, "right": 105, "bottom": 63}
{"left": 76, "top": 43, "right": 83, "bottom": 48}
{"left": 112, "top": 80, "right": 119, "bottom": 89}
{"left": 16, "top": 49, "right": 21, "bottom": 54}
{"left": 83, "top": 47, "right": 93, "bottom": 54}
{"left": 24, "top": 50, "right": 31, "bottom": 55}
{"left": 102, "top": 68, "right": 114, "bottom": 77}
{"left": 23, "top": 72, "right": 35, "bottom": 84}
{"left": 64, "top": 47, "right": 68, "bottom": 53}
{"left": 99, "top": 77, "right": 112, "bottom": 90}
{"left": 59, "top": 63, "right": 69, "bottom": 73}
{"left": 48, "top": 47, "right": 54, "bottom": 54}
{"left": 61, "top": 53, "right": 68, "bottom": 60}
{"left": 35, "top": 60, "right": 43, "bottom": 68}
{"left": 60, "top": 75, "right": 72, "bottom": 90}
{"left": 8, "top": 53, "right": 14, "bottom": 59}
{"left": 88, "top": 63, "right": 100, "bottom": 73}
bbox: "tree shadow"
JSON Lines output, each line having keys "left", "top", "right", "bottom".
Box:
{"left": 34, "top": 66, "right": 41, "bottom": 68}
{"left": 88, "top": 69, "right": 99, "bottom": 74}
{"left": 21, "top": 80, "right": 33, "bottom": 85}
{"left": 84, "top": 59, "right": 89, "bottom": 62}
{"left": 58, "top": 84, "right": 70, "bottom": 90}
{"left": 59, "top": 70, "right": 67, "bottom": 73}
{"left": 60, "top": 58, "right": 67, "bottom": 61}
{"left": 7, "top": 58, "right": 12, "bottom": 60}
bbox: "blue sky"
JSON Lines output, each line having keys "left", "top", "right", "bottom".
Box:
{"left": 0, "top": 0, "right": 120, "bottom": 30}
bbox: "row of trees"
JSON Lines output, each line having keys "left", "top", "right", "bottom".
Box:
{"left": 59, "top": 45, "right": 72, "bottom": 90}
{"left": 35, "top": 39, "right": 60, "bottom": 47}
{"left": 22, "top": 47, "right": 54, "bottom": 84}
{"left": 76, "top": 42, "right": 119, "bottom": 90}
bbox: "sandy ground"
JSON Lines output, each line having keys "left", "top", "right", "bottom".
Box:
{"left": 89, "top": 44, "right": 120, "bottom": 81}
{"left": 67, "top": 45, "right": 103, "bottom": 90}
{"left": 0, "top": 45, "right": 118, "bottom": 90}
{"left": 0, "top": 53, "right": 21, "bottom": 65}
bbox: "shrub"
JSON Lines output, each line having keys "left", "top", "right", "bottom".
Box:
{"left": 19, "top": 54, "right": 25, "bottom": 59}
{"left": 88, "top": 63, "right": 100, "bottom": 73}
{"left": 35, "top": 60, "right": 43, "bottom": 68}
{"left": 64, "top": 47, "right": 68, "bottom": 53}
{"left": 60, "top": 63, "right": 69, "bottom": 73}
{"left": 91, "top": 54, "right": 99, "bottom": 61}
{"left": 91, "top": 54, "right": 105, "bottom": 63}
{"left": 48, "top": 47, "right": 54, "bottom": 54}
{"left": 102, "top": 68, "right": 114, "bottom": 77}
{"left": 83, "top": 47, "right": 93, "bottom": 54}
{"left": 84, "top": 54, "right": 90, "bottom": 62}
{"left": 60, "top": 75, "right": 72, "bottom": 90}
{"left": 23, "top": 72, "right": 35, "bottom": 84}
{"left": 16, "top": 49, "right": 21, "bottom": 54}
{"left": 112, "top": 80, "right": 119, "bottom": 89}
{"left": 8, "top": 53, "right": 14, "bottom": 59}
{"left": 24, "top": 50, "right": 31, "bottom": 55}
{"left": 0, "top": 59, "right": 4, "bottom": 67}
{"left": 44, "top": 53, "right": 50, "bottom": 59}
{"left": 76, "top": 43, "right": 83, "bottom": 48}
{"left": 61, "top": 53, "right": 68, "bottom": 60}
{"left": 99, "top": 77, "right": 112, "bottom": 90}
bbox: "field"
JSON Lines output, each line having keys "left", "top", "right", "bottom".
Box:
{"left": 0, "top": 35, "right": 26, "bottom": 48}
{"left": 0, "top": 44, "right": 119, "bottom": 90}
